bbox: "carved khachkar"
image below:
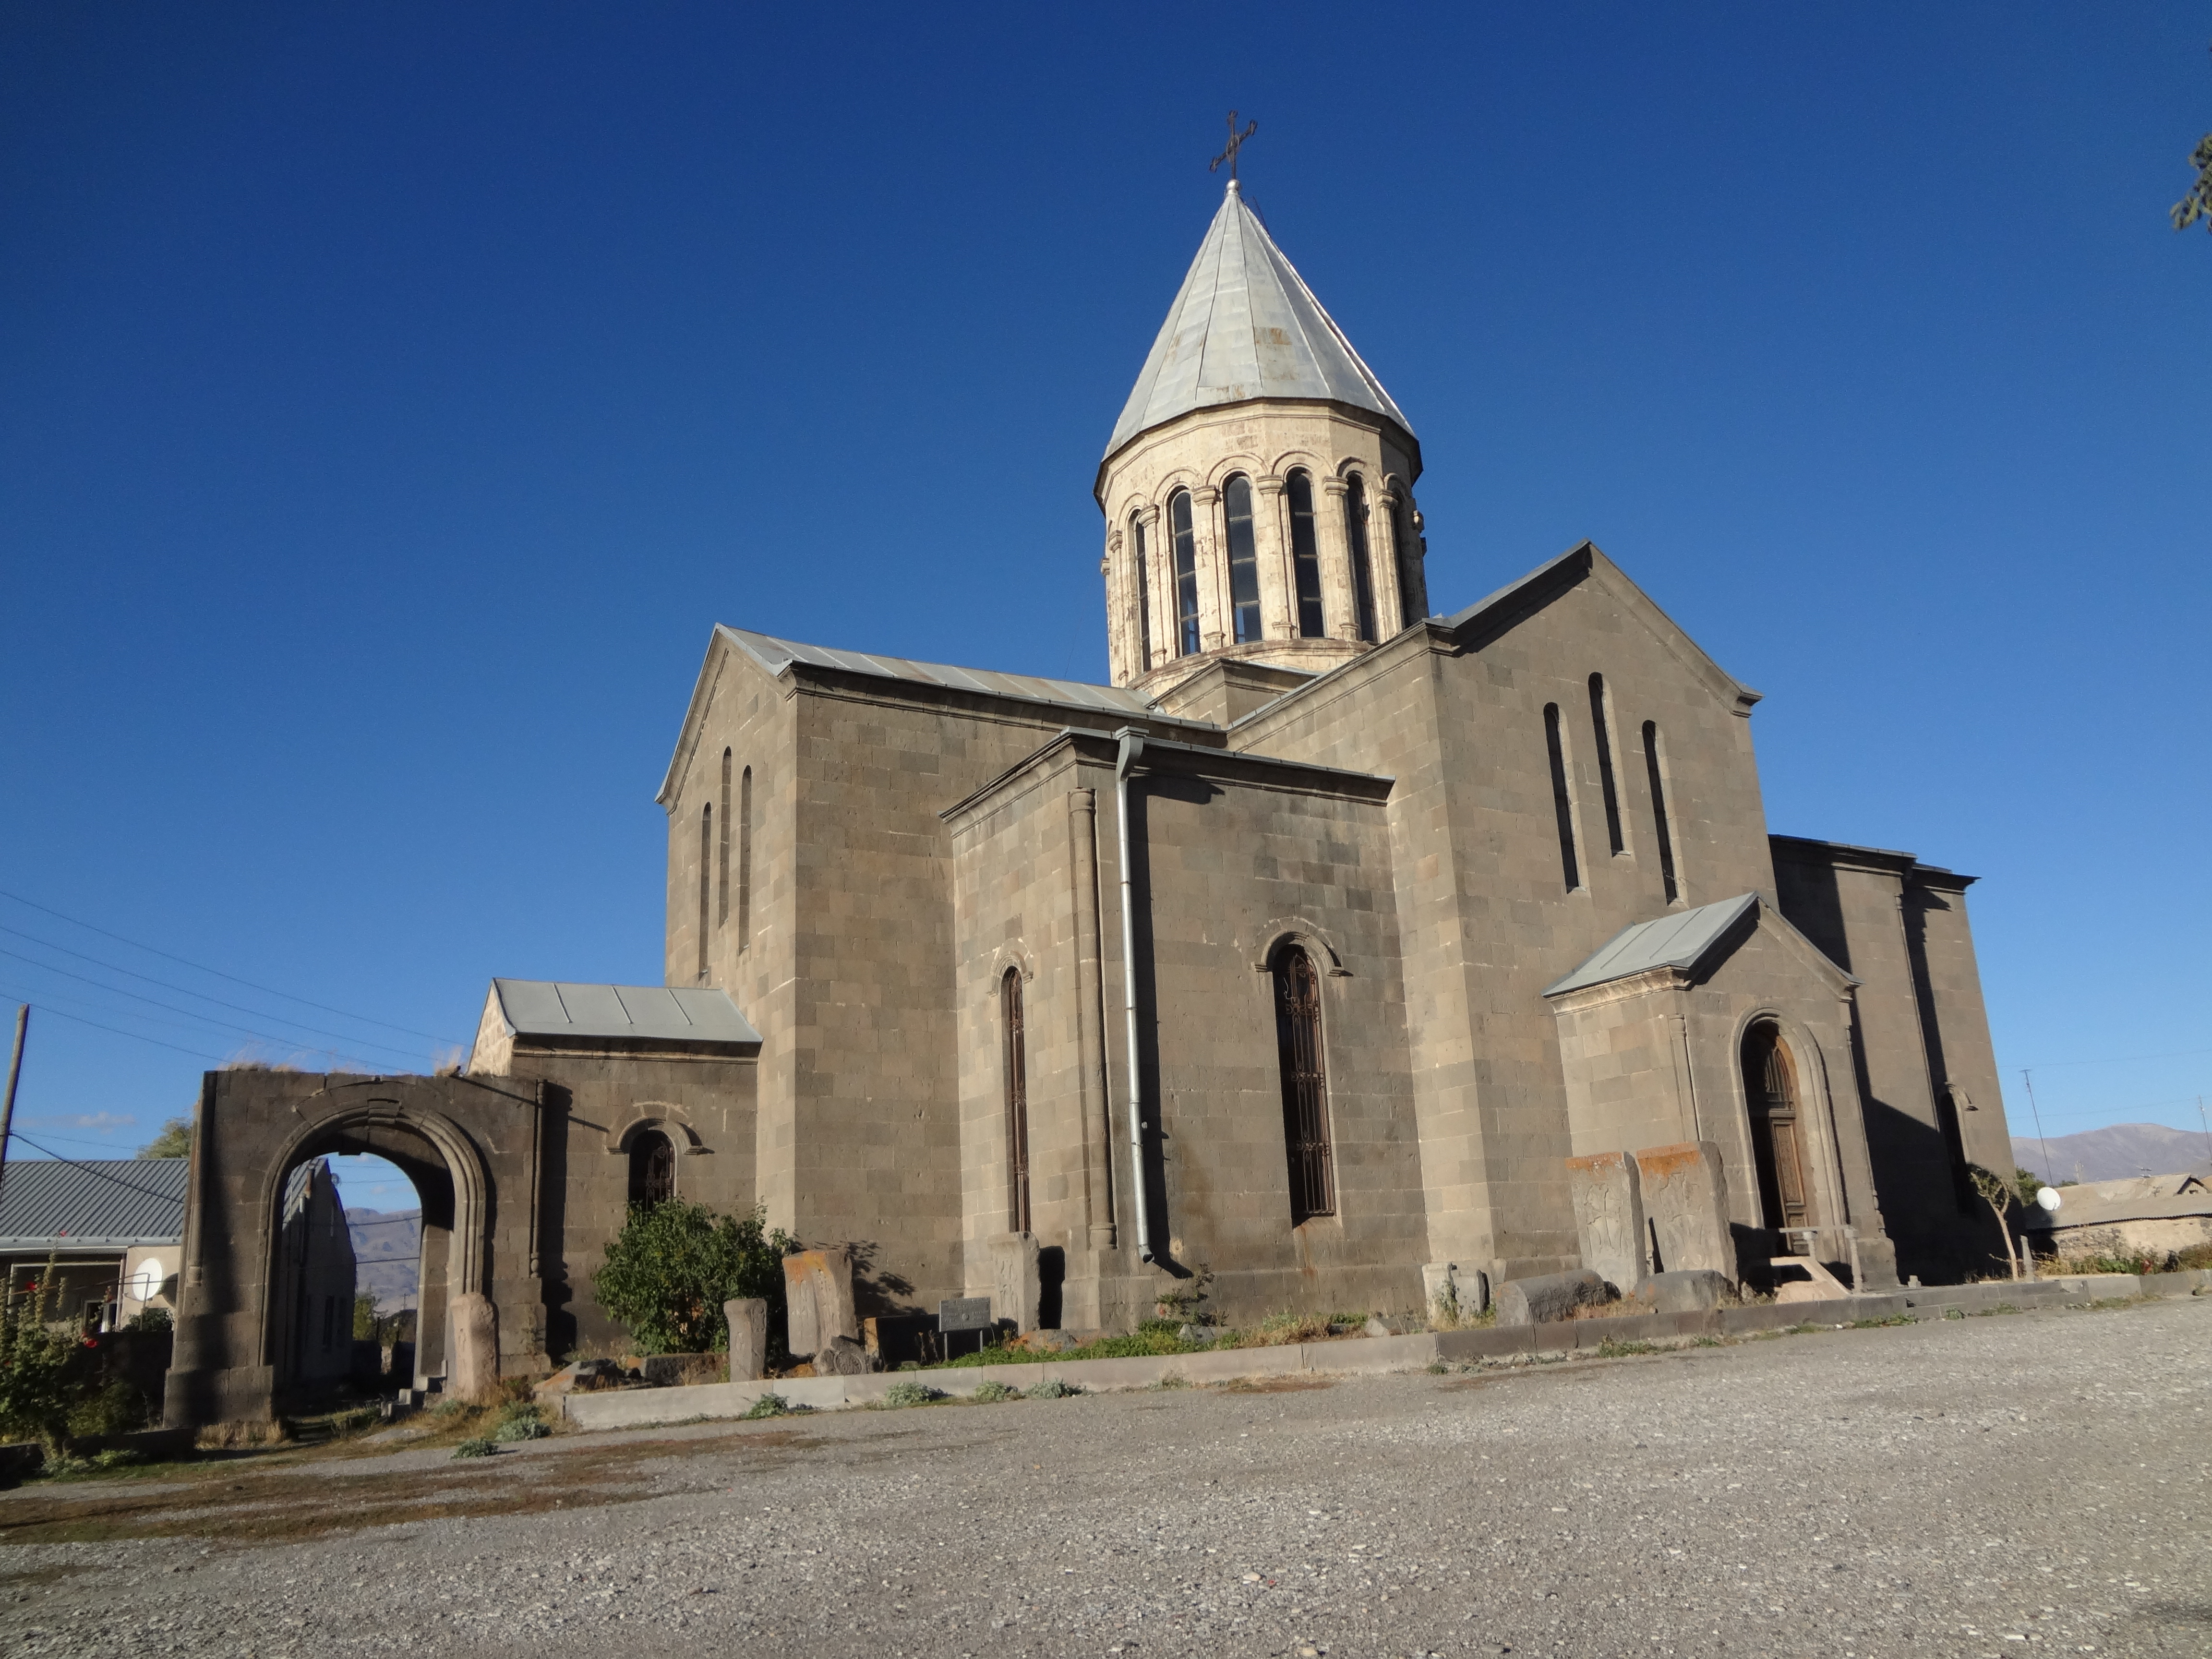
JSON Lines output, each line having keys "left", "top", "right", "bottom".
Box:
{"left": 781, "top": 1248, "right": 858, "bottom": 1356}
{"left": 1635, "top": 1142, "right": 1738, "bottom": 1286}
{"left": 1565, "top": 1151, "right": 1647, "bottom": 1294}
{"left": 990, "top": 1232, "right": 1042, "bottom": 1334}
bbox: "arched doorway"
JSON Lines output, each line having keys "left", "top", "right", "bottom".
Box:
{"left": 1741, "top": 1022, "right": 1814, "bottom": 1248}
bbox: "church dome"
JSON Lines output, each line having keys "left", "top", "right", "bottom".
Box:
{"left": 1104, "top": 180, "right": 1414, "bottom": 462}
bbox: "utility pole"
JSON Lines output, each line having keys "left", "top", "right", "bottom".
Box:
{"left": 0, "top": 1005, "right": 26, "bottom": 1216}
{"left": 2197, "top": 1095, "right": 2211, "bottom": 1176}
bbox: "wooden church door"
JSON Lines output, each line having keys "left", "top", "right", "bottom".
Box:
{"left": 1742, "top": 1022, "right": 1812, "bottom": 1246}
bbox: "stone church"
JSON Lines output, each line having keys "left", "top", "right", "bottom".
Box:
{"left": 166, "top": 179, "right": 2023, "bottom": 1420}
{"left": 652, "top": 178, "right": 2018, "bottom": 1329}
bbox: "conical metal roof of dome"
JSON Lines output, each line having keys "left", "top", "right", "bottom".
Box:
{"left": 1105, "top": 180, "right": 1413, "bottom": 460}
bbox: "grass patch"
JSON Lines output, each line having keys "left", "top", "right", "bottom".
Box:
{"left": 968, "top": 1379, "right": 1021, "bottom": 1403}
{"left": 1026, "top": 1378, "right": 1080, "bottom": 1399}
{"left": 740, "top": 1392, "right": 809, "bottom": 1420}
{"left": 1691, "top": 1335, "right": 1723, "bottom": 1348}
{"left": 878, "top": 1380, "right": 940, "bottom": 1409}
{"left": 1596, "top": 1338, "right": 1659, "bottom": 1358}
{"left": 1850, "top": 1313, "right": 1914, "bottom": 1329}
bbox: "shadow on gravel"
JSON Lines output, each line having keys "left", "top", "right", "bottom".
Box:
{"left": 0, "top": 1429, "right": 830, "bottom": 1547}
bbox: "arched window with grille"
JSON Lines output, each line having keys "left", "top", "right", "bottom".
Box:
{"left": 1001, "top": 967, "right": 1032, "bottom": 1235}
{"left": 1344, "top": 474, "right": 1377, "bottom": 642}
{"left": 1286, "top": 469, "right": 1325, "bottom": 637}
{"left": 737, "top": 765, "right": 755, "bottom": 948}
{"left": 718, "top": 749, "right": 732, "bottom": 923}
{"left": 697, "top": 803, "right": 712, "bottom": 981}
{"left": 628, "top": 1129, "right": 676, "bottom": 1208}
{"left": 1170, "top": 489, "right": 1199, "bottom": 656}
{"left": 1224, "top": 473, "right": 1261, "bottom": 643}
{"left": 1130, "top": 511, "right": 1152, "bottom": 671}
{"left": 1273, "top": 944, "right": 1336, "bottom": 1224}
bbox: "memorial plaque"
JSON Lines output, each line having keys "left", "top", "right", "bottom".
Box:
{"left": 938, "top": 1296, "right": 993, "bottom": 1333}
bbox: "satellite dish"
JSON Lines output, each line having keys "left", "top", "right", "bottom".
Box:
{"left": 126, "top": 1258, "right": 167, "bottom": 1301}
{"left": 2035, "top": 1186, "right": 2063, "bottom": 1213}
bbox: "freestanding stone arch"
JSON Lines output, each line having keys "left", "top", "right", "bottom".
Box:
{"left": 165, "top": 1069, "right": 549, "bottom": 1428}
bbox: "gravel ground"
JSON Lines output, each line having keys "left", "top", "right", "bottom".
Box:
{"left": 2, "top": 1295, "right": 2205, "bottom": 1659}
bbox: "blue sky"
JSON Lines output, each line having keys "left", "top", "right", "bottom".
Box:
{"left": 2, "top": 4, "right": 2208, "bottom": 1213}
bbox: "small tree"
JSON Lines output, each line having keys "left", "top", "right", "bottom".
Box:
{"left": 1968, "top": 1165, "right": 2025, "bottom": 1281}
{"left": 592, "top": 1202, "right": 797, "bottom": 1356}
{"left": 2175, "top": 46, "right": 2212, "bottom": 234}
{"left": 353, "top": 1292, "right": 382, "bottom": 1342}
{"left": 136, "top": 1117, "right": 192, "bottom": 1160}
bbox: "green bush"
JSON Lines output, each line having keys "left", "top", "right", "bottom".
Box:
{"left": 0, "top": 1259, "right": 95, "bottom": 1454}
{"left": 969, "top": 1379, "right": 1020, "bottom": 1403}
{"left": 125, "top": 1307, "right": 171, "bottom": 1334}
{"left": 67, "top": 1379, "right": 146, "bottom": 1439}
{"left": 1027, "top": 1378, "right": 1079, "bottom": 1399}
{"left": 741, "top": 1392, "right": 800, "bottom": 1420}
{"left": 881, "top": 1380, "right": 938, "bottom": 1408}
{"left": 592, "top": 1201, "right": 798, "bottom": 1356}
{"left": 452, "top": 1437, "right": 498, "bottom": 1458}
{"left": 493, "top": 1415, "right": 550, "bottom": 1442}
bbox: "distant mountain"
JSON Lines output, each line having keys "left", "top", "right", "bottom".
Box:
{"left": 347, "top": 1207, "right": 421, "bottom": 1310}
{"left": 2014, "top": 1123, "right": 2212, "bottom": 1185}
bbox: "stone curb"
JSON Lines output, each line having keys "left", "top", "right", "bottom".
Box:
{"left": 556, "top": 1271, "right": 2172, "bottom": 1432}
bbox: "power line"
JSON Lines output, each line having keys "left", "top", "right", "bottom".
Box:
{"left": 0, "top": 922, "right": 439, "bottom": 1060}
{"left": 0, "top": 992, "right": 229, "bottom": 1062}
{"left": 0, "top": 946, "right": 413, "bottom": 1068}
{"left": 0, "top": 887, "right": 462, "bottom": 1045}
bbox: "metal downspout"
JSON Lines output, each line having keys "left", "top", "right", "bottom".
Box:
{"left": 1115, "top": 731, "right": 1154, "bottom": 1262}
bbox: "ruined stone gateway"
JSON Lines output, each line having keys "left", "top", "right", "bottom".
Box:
{"left": 167, "top": 180, "right": 2018, "bottom": 1424}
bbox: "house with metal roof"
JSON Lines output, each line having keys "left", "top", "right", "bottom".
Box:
{"left": 0, "top": 1156, "right": 188, "bottom": 1332}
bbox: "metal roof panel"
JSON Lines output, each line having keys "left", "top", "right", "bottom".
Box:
{"left": 0, "top": 1157, "right": 189, "bottom": 1250}
{"left": 490, "top": 980, "right": 761, "bottom": 1047}
{"left": 1542, "top": 894, "right": 1762, "bottom": 998}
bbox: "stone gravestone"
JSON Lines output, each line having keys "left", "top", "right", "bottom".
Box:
{"left": 1634, "top": 1141, "right": 1738, "bottom": 1286}
{"left": 1494, "top": 1269, "right": 1607, "bottom": 1327}
{"left": 1421, "top": 1261, "right": 1489, "bottom": 1321}
{"left": 446, "top": 1292, "right": 500, "bottom": 1405}
{"left": 989, "top": 1233, "right": 1042, "bottom": 1334}
{"left": 1849, "top": 1232, "right": 1900, "bottom": 1292}
{"left": 782, "top": 1248, "right": 858, "bottom": 1358}
{"left": 1565, "top": 1151, "right": 1647, "bottom": 1295}
{"left": 724, "top": 1298, "right": 768, "bottom": 1382}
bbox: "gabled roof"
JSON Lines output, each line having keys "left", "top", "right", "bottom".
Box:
{"left": 1543, "top": 894, "right": 1763, "bottom": 998}
{"left": 487, "top": 980, "right": 761, "bottom": 1052}
{"left": 0, "top": 1156, "right": 188, "bottom": 1251}
{"left": 2017, "top": 1172, "right": 2212, "bottom": 1233}
{"left": 658, "top": 624, "right": 1203, "bottom": 807}
{"left": 1105, "top": 180, "right": 1412, "bottom": 460}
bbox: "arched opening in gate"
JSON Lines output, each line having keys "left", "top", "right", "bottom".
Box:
{"left": 265, "top": 1105, "right": 483, "bottom": 1407}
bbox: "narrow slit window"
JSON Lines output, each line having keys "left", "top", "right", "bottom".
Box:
{"left": 1587, "top": 674, "right": 1624, "bottom": 855}
{"left": 1130, "top": 512, "right": 1152, "bottom": 671}
{"left": 718, "top": 749, "right": 732, "bottom": 923}
{"left": 1002, "top": 968, "right": 1032, "bottom": 1235}
{"left": 1286, "top": 469, "right": 1324, "bottom": 637}
{"left": 1274, "top": 944, "right": 1336, "bottom": 1223}
{"left": 1642, "top": 721, "right": 1679, "bottom": 903}
{"left": 1544, "top": 703, "right": 1581, "bottom": 893}
{"left": 1224, "top": 473, "right": 1261, "bottom": 643}
{"left": 1395, "top": 495, "right": 1419, "bottom": 629}
{"left": 737, "top": 766, "right": 754, "bottom": 949}
{"left": 697, "top": 803, "right": 712, "bottom": 980}
{"left": 1171, "top": 489, "right": 1199, "bottom": 655}
{"left": 1344, "top": 474, "right": 1377, "bottom": 642}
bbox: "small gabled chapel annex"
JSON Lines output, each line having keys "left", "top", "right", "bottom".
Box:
{"left": 654, "top": 178, "right": 2019, "bottom": 1330}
